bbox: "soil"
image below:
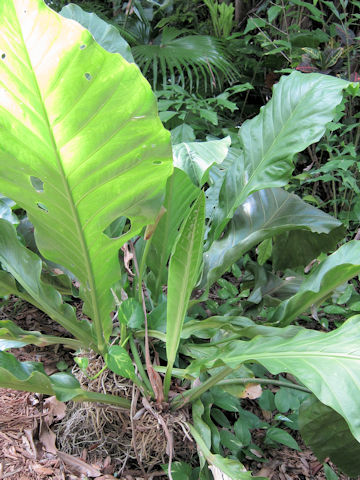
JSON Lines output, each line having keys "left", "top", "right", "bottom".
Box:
{"left": 0, "top": 298, "right": 354, "bottom": 480}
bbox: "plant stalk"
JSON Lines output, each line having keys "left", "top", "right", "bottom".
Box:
{"left": 73, "top": 390, "right": 131, "bottom": 408}
{"left": 171, "top": 368, "right": 311, "bottom": 410}
{"left": 171, "top": 366, "right": 233, "bottom": 410}
{"left": 129, "top": 334, "right": 155, "bottom": 397}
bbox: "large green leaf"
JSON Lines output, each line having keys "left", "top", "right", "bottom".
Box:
{"left": 0, "top": 0, "right": 172, "bottom": 352}
{"left": 172, "top": 137, "right": 231, "bottom": 187}
{"left": 299, "top": 396, "right": 360, "bottom": 477}
{"left": 208, "top": 72, "right": 356, "bottom": 242}
{"left": 272, "top": 227, "right": 345, "bottom": 271}
{"left": 0, "top": 219, "right": 93, "bottom": 346}
{"left": 271, "top": 241, "right": 360, "bottom": 326}
{"left": 0, "top": 194, "right": 18, "bottom": 225}
{"left": 0, "top": 350, "right": 57, "bottom": 395}
{"left": 186, "top": 315, "right": 360, "bottom": 443}
{"left": 201, "top": 188, "right": 342, "bottom": 289}
{"left": 165, "top": 192, "right": 205, "bottom": 394}
{"left": 0, "top": 319, "right": 81, "bottom": 350}
{"left": 132, "top": 27, "right": 238, "bottom": 91}
{"left": 60, "top": 3, "right": 134, "bottom": 63}
{"left": 0, "top": 350, "right": 131, "bottom": 407}
{"left": 147, "top": 168, "right": 199, "bottom": 299}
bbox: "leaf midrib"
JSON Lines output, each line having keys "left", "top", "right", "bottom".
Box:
{"left": 223, "top": 351, "right": 360, "bottom": 365}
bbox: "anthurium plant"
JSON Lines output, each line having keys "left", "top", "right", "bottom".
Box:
{"left": 0, "top": 1, "right": 360, "bottom": 478}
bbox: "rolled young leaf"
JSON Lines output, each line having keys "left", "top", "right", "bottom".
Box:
{"left": 0, "top": 0, "right": 172, "bottom": 352}
{"left": 164, "top": 192, "right": 205, "bottom": 396}
{"left": 147, "top": 168, "right": 199, "bottom": 300}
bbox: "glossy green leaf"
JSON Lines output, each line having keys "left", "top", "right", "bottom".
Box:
{"left": 165, "top": 193, "right": 205, "bottom": 391}
{"left": 187, "top": 315, "right": 360, "bottom": 443}
{"left": 60, "top": 3, "right": 134, "bottom": 62}
{"left": 104, "top": 345, "right": 136, "bottom": 381}
{"left": 299, "top": 396, "right": 360, "bottom": 477}
{"left": 257, "top": 238, "right": 272, "bottom": 266}
{"left": 117, "top": 298, "right": 144, "bottom": 329}
{"left": 272, "top": 226, "right": 345, "bottom": 270}
{"left": 202, "top": 188, "right": 342, "bottom": 289}
{"left": 272, "top": 241, "right": 360, "bottom": 326}
{"left": 193, "top": 398, "right": 212, "bottom": 450}
{"left": 0, "top": 219, "right": 93, "bottom": 347}
{"left": 0, "top": 350, "right": 131, "bottom": 407}
{"left": 0, "top": 319, "right": 81, "bottom": 350}
{"left": 0, "top": 350, "right": 56, "bottom": 395}
{"left": 189, "top": 425, "right": 253, "bottom": 480}
{"left": 0, "top": 0, "right": 172, "bottom": 352}
{"left": 50, "top": 372, "right": 84, "bottom": 401}
{"left": 265, "top": 427, "right": 300, "bottom": 450}
{"left": 209, "top": 72, "right": 355, "bottom": 242}
{"left": 147, "top": 168, "right": 199, "bottom": 300}
{"left": 0, "top": 194, "right": 18, "bottom": 225}
{"left": 173, "top": 137, "right": 231, "bottom": 187}
{"left": 323, "top": 464, "right": 339, "bottom": 480}
{"left": 171, "top": 124, "right": 195, "bottom": 144}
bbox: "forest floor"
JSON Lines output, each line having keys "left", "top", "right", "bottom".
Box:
{"left": 0, "top": 298, "right": 352, "bottom": 480}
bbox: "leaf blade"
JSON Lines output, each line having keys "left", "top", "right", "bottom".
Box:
{"left": 0, "top": 0, "right": 172, "bottom": 350}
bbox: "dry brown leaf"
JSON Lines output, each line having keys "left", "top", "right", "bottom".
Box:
{"left": 23, "top": 428, "right": 37, "bottom": 458}
{"left": 121, "top": 243, "right": 134, "bottom": 276}
{"left": 44, "top": 396, "right": 66, "bottom": 424}
{"left": 57, "top": 451, "right": 101, "bottom": 477}
{"left": 240, "top": 383, "right": 262, "bottom": 399}
{"left": 32, "top": 463, "right": 55, "bottom": 475}
{"left": 39, "top": 422, "right": 57, "bottom": 454}
{"left": 147, "top": 365, "right": 164, "bottom": 404}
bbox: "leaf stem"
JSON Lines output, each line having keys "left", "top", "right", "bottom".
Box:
{"left": 171, "top": 366, "right": 233, "bottom": 410}
{"left": 171, "top": 368, "right": 311, "bottom": 410}
{"left": 129, "top": 334, "right": 155, "bottom": 397}
{"left": 73, "top": 390, "right": 131, "bottom": 408}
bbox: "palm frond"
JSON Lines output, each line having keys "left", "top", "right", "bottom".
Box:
{"left": 132, "top": 28, "right": 239, "bottom": 92}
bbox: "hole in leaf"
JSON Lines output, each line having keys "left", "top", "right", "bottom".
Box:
{"left": 103, "top": 217, "right": 131, "bottom": 239}
{"left": 30, "top": 176, "right": 44, "bottom": 192}
{"left": 37, "top": 202, "right": 48, "bottom": 213}
{"left": 84, "top": 73, "right": 92, "bottom": 81}
{"left": 1, "top": 53, "right": 5, "bottom": 60}
{"left": 153, "top": 160, "right": 162, "bottom": 165}
{"left": 80, "top": 44, "right": 86, "bottom": 50}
